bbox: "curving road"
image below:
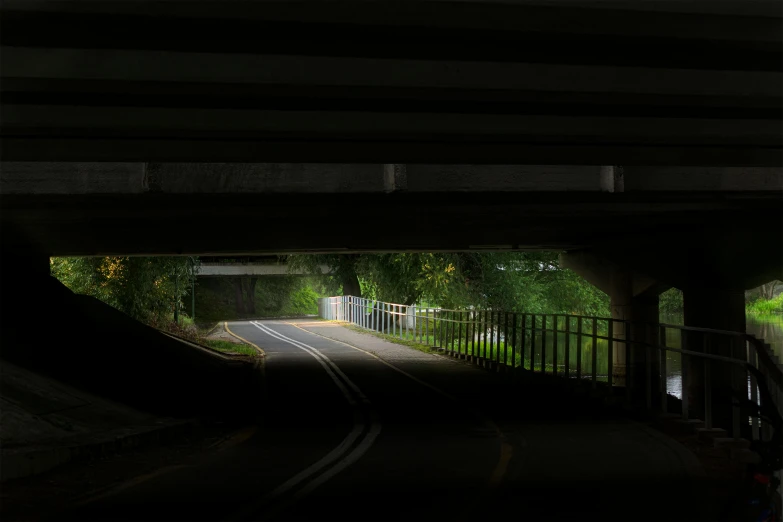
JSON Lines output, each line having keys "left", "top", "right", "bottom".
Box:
{"left": 56, "top": 320, "right": 716, "bottom": 522}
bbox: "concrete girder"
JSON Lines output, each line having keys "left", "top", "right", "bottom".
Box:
{"left": 1, "top": 1, "right": 780, "bottom": 164}
{"left": 2, "top": 163, "right": 782, "bottom": 195}
{"left": 197, "top": 264, "right": 332, "bottom": 277}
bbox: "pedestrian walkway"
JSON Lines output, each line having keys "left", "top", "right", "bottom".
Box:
{"left": 287, "top": 319, "right": 722, "bottom": 521}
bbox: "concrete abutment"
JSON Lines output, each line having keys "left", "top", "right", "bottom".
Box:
{"left": 562, "top": 248, "right": 755, "bottom": 431}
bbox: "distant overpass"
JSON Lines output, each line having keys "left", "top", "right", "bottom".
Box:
{"left": 197, "top": 262, "right": 332, "bottom": 277}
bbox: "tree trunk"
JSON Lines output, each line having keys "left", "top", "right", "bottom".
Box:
{"left": 246, "top": 277, "right": 258, "bottom": 316}
{"left": 342, "top": 272, "right": 361, "bottom": 298}
{"left": 341, "top": 265, "right": 361, "bottom": 323}
{"left": 234, "top": 278, "right": 245, "bottom": 317}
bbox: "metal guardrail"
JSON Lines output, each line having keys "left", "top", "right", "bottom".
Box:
{"left": 318, "top": 295, "right": 782, "bottom": 448}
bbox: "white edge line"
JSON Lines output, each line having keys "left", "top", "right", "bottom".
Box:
{"left": 227, "top": 322, "right": 381, "bottom": 520}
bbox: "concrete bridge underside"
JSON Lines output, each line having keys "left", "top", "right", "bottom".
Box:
{"left": 1, "top": 0, "right": 781, "bottom": 426}
{"left": 1, "top": 0, "right": 781, "bottom": 165}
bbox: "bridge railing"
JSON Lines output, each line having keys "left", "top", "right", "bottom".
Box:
{"left": 318, "top": 295, "right": 782, "bottom": 450}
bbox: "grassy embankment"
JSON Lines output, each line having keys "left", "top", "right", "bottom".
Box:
{"left": 157, "top": 314, "right": 258, "bottom": 356}
{"left": 340, "top": 317, "right": 612, "bottom": 377}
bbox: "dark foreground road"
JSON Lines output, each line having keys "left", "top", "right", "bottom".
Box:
{"left": 51, "top": 320, "right": 719, "bottom": 522}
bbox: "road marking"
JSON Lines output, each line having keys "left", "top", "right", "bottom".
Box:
{"left": 254, "top": 321, "right": 370, "bottom": 404}
{"left": 252, "top": 321, "right": 359, "bottom": 406}
{"left": 225, "top": 321, "right": 381, "bottom": 521}
{"left": 73, "top": 465, "right": 189, "bottom": 507}
{"left": 223, "top": 321, "right": 265, "bottom": 355}
{"left": 207, "top": 426, "right": 258, "bottom": 452}
{"left": 286, "top": 321, "right": 515, "bottom": 489}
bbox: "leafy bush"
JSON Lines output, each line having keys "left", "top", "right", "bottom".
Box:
{"left": 659, "top": 287, "right": 684, "bottom": 315}
{"left": 286, "top": 284, "right": 320, "bottom": 315}
{"left": 51, "top": 256, "right": 193, "bottom": 323}
{"left": 747, "top": 294, "right": 783, "bottom": 315}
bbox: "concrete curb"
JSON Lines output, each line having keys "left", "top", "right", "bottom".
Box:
{"left": 1, "top": 418, "right": 200, "bottom": 482}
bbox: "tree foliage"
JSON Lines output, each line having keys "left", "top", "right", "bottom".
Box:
{"left": 50, "top": 256, "right": 194, "bottom": 322}
{"left": 287, "top": 251, "right": 609, "bottom": 315}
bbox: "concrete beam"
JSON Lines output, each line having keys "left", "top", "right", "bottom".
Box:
{"left": 5, "top": 104, "right": 778, "bottom": 146}
{"left": 624, "top": 166, "right": 783, "bottom": 191}
{"left": 4, "top": 48, "right": 780, "bottom": 99}
{"left": 4, "top": 163, "right": 782, "bottom": 195}
{"left": 0, "top": 162, "right": 146, "bottom": 194}
{"left": 406, "top": 165, "right": 604, "bottom": 191}
{"left": 3, "top": 0, "right": 780, "bottom": 40}
{"left": 197, "top": 264, "right": 331, "bottom": 277}
{"left": 559, "top": 250, "right": 668, "bottom": 297}
{"left": 147, "top": 163, "right": 386, "bottom": 193}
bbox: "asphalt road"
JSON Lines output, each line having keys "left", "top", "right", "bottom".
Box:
{"left": 51, "top": 320, "right": 718, "bottom": 522}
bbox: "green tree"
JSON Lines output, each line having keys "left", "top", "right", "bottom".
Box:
{"left": 50, "top": 256, "right": 193, "bottom": 323}
{"left": 288, "top": 251, "right": 609, "bottom": 316}
{"left": 287, "top": 254, "right": 360, "bottom": 297}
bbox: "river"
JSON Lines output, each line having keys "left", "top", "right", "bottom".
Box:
{"left": 517, "top": 313, "right": 782, "bottom": 400}
{"left": 660, "top": 313, "right": 782, "bottom": 399}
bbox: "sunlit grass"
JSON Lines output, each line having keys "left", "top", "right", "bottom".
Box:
{"left": 202, "top": 338, "right": 258, "bottom": 356}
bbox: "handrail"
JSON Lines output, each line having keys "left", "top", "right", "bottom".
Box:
{"left": 318, "top": 295, "right": 782, "bottom": 450}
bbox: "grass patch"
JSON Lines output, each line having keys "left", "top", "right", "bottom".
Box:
{"left": 202, "top": 338, "right": 258, "bottom": 356}
{"left": 341, "top": 323, "right": 439, "bottom": 355}
{"left": 340, "top": 322, "right": 596, "bottom": 376}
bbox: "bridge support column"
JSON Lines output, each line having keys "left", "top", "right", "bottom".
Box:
{"left": 560, "top": 250, "right": 664, "bottom": 403}
{"left": 682, "top": 288, "right": 746, "bottom": 431}
{"left": 609, "top": 268, "right": 632, "bottom": 386}
{"left": 0, "top": 229, "right": 53, "bottom": 359}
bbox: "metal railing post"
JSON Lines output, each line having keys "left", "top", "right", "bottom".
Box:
{"left": 458, "top": 311, "right": 463, "bottom": 356}
{"left": 465, "top": 310, "right": 471, "bottom": 358}
{"left": 748, "top": 342, "right": 760, "bottom": 441}
{"left": 645, "top": 323, "right": 652, "bottom": 410}
{"left": 450, "top": 310, "right": 456, "bottom": 354}
{"left": 483, "top": 310, "right": 489, "bottom": 361}
{"left": 731, "top": 338, "right": 742, "bottom": 440}
{"left": 490, "top": 310, "right": 495, "bottom": 364}
{"left": 496, "top": 312, "right": 502, "bottom": 367}
{"left": 564, "top": 316, "right": 571, "bottom": 378}
{"left": 576, "top": 317, "right": 583, "bottom": 380}
{"left": 520, "top": 314, "right": 527, "bottom": 370}
{"left": 681, "top": 329, "right": 689, "bottom": 421}
{"left": 625, "top": 321, "right": 632, "bottom": 405}
{"left": 511, "top": 313, "right": 518, "bottom": 369}
{"left": 660, "top": 325, "right": 668, "bottom": 413}
{"left": 475, "top": 310, "right": 480, "bottom": 360}
{"left": 541, "top": 315, "right": 547, "bottom": 374}
{"left": 530, "top": 314, "right": 536, "bottom": 372}
{"left": 552, "top": 315, "right": 558, "bottom": 377}
{"left": 607, "top": 318, "right": 614, "bottom": 387}
{"left": 591, "top": 318, "right": 598, "bottom": 389}
{"left": 503, "top": 312, "right": 509, "bottom": 367}
{"left": 433, "top": 309, "right": 438, "bottom": 348}
{"left": 400, "top": 305, "right": 404, "bottom": 340}
{"left": 704, "top": 355, "right": 713, "bottom": 430}
{"left": 425, "top": 306, "right": 430, "bottom": 345}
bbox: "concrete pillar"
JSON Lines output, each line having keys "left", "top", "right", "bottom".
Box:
{"left": 599, "top": 165, "right": 624, "bottom": 193}
{"left": 629, "top": 291, "right": 662, "bottom": 405}
{"left": 609, "top": 267, "right": 633, "bottom": 385}
{"left": 682, "top": 288, "right": 746, "bottom": 430}
{"left": 561, "top": 249, "right": 664, "bottom": 403}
